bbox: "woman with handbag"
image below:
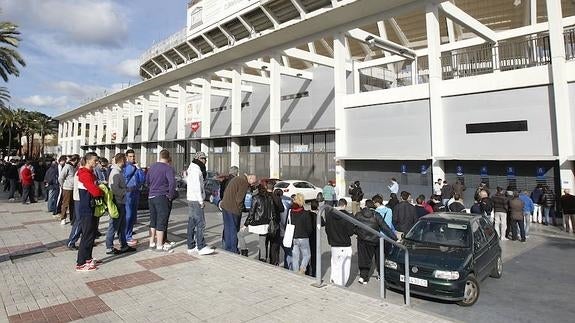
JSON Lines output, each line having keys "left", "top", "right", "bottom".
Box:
{"left": 75, "top": 152, "right": 104, "bottom": 272}
{"left": 289, "top": 193, "right": 314, "bottom": 275}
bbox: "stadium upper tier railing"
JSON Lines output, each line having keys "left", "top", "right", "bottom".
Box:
{"left": 139, "top": 28, "right": 188, "bottom": 67}
{"left": 359, "top": 26, "right": 575, "bottom": 92}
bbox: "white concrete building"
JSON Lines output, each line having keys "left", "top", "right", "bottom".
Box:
{"left": 57, "top": 0, "right": 575, "bottom": 203}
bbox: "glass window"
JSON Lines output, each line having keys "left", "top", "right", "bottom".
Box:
{"left": 275, "top": 182, "right": 289, "bottom": 188}
{"left": 472, "top": 221, "right": 487, "bottom": 249}
{"left": 314, "top": 133, "right": 326, "bottom": 152}
{"left": 326, "top": 132, "right": 335, "bottom": 152}
{"left": 479, "top": 217, "right": 495, "bottom": 240}
{"left": 405, "top": 220, "right": 470, "bottom": 248}
{"left": 293, "top": 182, "right": 307, "bottom": 188}
{"left": 290, "top": 134, "right": 301, "bottom": 152}
{"left": 302, "top": 134, "right": 313, "bottom": 152}
{"left": 280, "top": 135, "right": 290, "bottom": 152}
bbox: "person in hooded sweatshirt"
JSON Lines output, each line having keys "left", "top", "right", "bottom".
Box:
{"left": 75, "top": 152, "right": 103, "bottom": 272}
{"left": 355, "top": 200, "right": 397, "bottom": 284}
{"left": 325, "top": 199, "right": 355, "bottom": 286}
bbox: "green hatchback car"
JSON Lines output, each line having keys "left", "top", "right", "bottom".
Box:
{"left": 384, "top": 213, "right": 502, "bottom": 306}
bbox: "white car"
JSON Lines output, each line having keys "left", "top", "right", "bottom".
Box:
{"left": 274, "top": 180, "right": 323, "bottom": 201}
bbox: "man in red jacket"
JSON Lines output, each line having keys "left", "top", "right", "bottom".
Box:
{"left": 21, "top": 162, "right": 36, "bottom": 204}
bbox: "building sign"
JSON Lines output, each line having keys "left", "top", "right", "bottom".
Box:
{"left": 293, "top": 144, "right": 309, "bottom": 153}
{"left": 186, "top": 94, "right": 202, "bottom": 131}
{"left": 190, "top": 121, "right": 201, "bottom": 132}
{"left": 507, "top": 166, "right": 515, "bottom": 178}
{"left": 480, "top": 166, "right": 488, "bottom": 177}
{"left": 536, "top": 167, "right": 545, "bottom": 180}
{"left": 420, "top": 165, "right": 428, "bottom": 175}
{"left": 189, "top": 7, "right": 203, "bottom": 29}
{"left": 400, "top": 164, "right": 407, "bottom": 174}
{"left": 456, "top": 165, "right": 464, "bottom": 176}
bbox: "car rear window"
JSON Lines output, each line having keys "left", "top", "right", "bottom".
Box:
{"left": 405, "top": 220, "right": 470, "bottom": 248}
{"left": 275, "top": 182, "right": 289, "bottom": 188}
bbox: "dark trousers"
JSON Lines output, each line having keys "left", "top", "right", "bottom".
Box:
{"left": 357, "top": 239, "right": 380, "bottom": 281}
{"left": 34, "top": 180, "right": 44, "bottom": 199}
{"left": 68, "top": 202, "right": 82, "bottom": 247}
{"left": 8, "top": 179, "right": 18, "bottom": 198}
{"left": 511, "top": 219, "right": 526, "bottom": 241}
{"left": 282, "top": 243, "right": 292, "bottom": 270}
{"left": 76, "top": 211, "right": 99, "bottom": 266}
{"left": 306, "top": 234, "right": 318, "bottom": 277}
{"left": 222, "top": 209, "right": 241, "bottom": 253}
{"left": 106, "top": 203, "right": 127, "bottom": 249}
{"left": 267, "top": 233, "right": 281, "bottom": 266}
{"left": 21, "top": 184, "right": 36, "bottom": 203}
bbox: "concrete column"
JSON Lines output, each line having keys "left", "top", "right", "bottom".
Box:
{"left": 230, "top": 138, "right": 240, "bottom": 170}
{"left": 333, "top": 32, "right": 348, "bottom": 197}
{"left": 426, "top": 2, "right": 445, "bottom": 181}
{"left": 177, "top": 82, "right": 187, "bottom": 139}
{"left": 547, "top": 0, "right": 575, "bottom": 192}
{"left": 270, "top": 135, "right": 280, "bottom": 179}
{"left": 97, "top": 111, "right": 105, "bottom": 145}
{"left": 432, "top": 159, "right": 445, "bottom": 184}
{"left": 72, "top": 119, "right": 79, "bottom": 141}
{"left": 158, "top": 90, "right": 167, "bottom": 141}
{"left": 201, "top": 78, "right": 212, "bottom": 138}
{"left": 156, "top": 142, "right": 162, "bottom": 163}
{"left": 105, "top": 146, "right": 111, "bottom": 161}
{"left": 116, "top": 105, "right": 124, "bottom": 144}
{"left": 79, "top": 117, "right": 87, "bottom": 147}
{"left": 140, "top": 144, "right": 148, "bottom": 168}
{"left": 231, "top": 69, "right": 242, "bottom": 136}
{"left": 127, "top": 100, "right": 136, "bottom": 143}
{"left": 141, "top": 95, "right": 150, "bottom": 142}
{"left": 105, "top": 108, "right": 113, "bottom": 144}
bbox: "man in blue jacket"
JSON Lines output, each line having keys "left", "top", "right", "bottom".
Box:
{"left": 519, "top": 190, "right": 534, "bottom": 238}
{"left": 123, "top": 149, "right": 145, "bottom": 246}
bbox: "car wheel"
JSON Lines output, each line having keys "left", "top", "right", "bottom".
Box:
{"left": 490, "top": 255, "right": 503, "bottom": 278}
{"left": 457, "top": 274, "right": 480, "bottom": 307}
{"left": 316, "top": 192, "right": 324, "bottom": 202}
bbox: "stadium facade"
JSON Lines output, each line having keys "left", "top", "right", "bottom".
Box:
{"left": 56, "top": 0, "right": 575, "bottom": 202}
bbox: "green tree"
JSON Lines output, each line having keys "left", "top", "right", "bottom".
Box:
{"left": 0, "top": 21, "right": 25, "bottom": 82}
{"left": 0, "top": 107, "right": 17, "bottom": 155}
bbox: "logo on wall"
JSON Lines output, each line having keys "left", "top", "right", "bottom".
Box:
{"left": 480, "top": 166, "right": 488, "bottom": 177}
{"left": 536, "top": 167, "right": 546, "bottom": 180}
{"left": 400, "top": 164, "right": 407, "bottom": 174}
{"left": 456, "top": 165, "right": 464, "bottom": 176}
{"left": 507, "top": 166, "right": 516, "bottom": 179}
{"left": 420, "top": 165, "right": 428, "bottom": 175}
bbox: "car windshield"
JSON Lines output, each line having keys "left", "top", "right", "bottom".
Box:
{"left": 404, "top": 220, "right": 470, "bottom": 248}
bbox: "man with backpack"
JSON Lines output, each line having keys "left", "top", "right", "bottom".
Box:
{"left": 348, "top": 181, "right": 364, "bottom": 215}
{"left": 123, "top": 149, "right": 145, "bottom": 246}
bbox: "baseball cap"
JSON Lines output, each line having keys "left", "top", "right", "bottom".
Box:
{"left": 194, "top": 152, "right": 207, "bottom": 159}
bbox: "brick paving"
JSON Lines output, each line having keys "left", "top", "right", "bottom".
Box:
{"left": 0, "top": 192, "right": 452, "bottom": 323}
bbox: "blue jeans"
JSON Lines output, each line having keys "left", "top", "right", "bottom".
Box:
{"left": 187, "top": 201, "right": 206, "bottom": 250}
{"left": 68, "top": 202, "right": 82, "bottom": 247}
{"left": 47, "top": 188, "right": 58, "bottom": 213}
{"left": 106, "top": 203, "right": 127, "bottom": 249}
{"left": 282, "top": 243, "right": 292, "bottom": 270}
{"left": 125, "top": 190, "right": 139, "bottom": 241}
{"left": 222, "top": 208, "right": 241, "bottom": 253}
{"left": 543, "top": 207, "right": 552, "bottom": 225}
{"left": 292, "top": 238, "right": 311, "bottom": 272}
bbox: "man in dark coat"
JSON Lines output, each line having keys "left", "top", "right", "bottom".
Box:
{"left": 392, "top": 191, "right": 418, "bottom": 235}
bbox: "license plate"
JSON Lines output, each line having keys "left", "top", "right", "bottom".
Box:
{"left": 400, "top": 275, "right": 428, "bottom": 287}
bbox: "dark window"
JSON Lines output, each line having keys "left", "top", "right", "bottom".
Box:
{"left": 479, "top": 217, "right": 495, "bottom": 240}
{"left": 472, "top": 221, "right": 487, "bottom": 249}
{"left": 275, "top": 182, "right": 289, "bottom": 188}
{"left": 466, "top": 120, "right": 528, "bottom": 134}
{"left": 281, "top": 91, "right": 309, "bottom": 101}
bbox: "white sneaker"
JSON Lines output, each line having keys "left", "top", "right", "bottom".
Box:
{"left": 187, "top": 247, "right": 198, "bottom": 255}
{"left": 198, "top": 246, "right": 214, "bottom": 255}
{"left": 60, "top": 219, "right": 66, "bottom": 225}
{"left": 501, "top": 237, "right": 509, "bottom": 241}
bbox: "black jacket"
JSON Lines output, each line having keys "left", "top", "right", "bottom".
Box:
{"left": 541, "top": 190, "right": 555, "bottom": 207}
{"left": 354, "top": 207, "right": 396, "bottom": 243}
{"left": 392, "top": 201, "right": 418, "bottom": 233}
{"left": 290, "top": 205, "right": 314, "bottom": 239}
{"left": 441, "top": 185, "right": 454, "bottom": 200}
{"left": 561, "top": 194, "right": 575, "bottom": 214}
{"left": 448, "top": 201, "right": 466, "bottom": 213}
{"left": 245, "top": 192, "right": 284, "bottom": 227}
{"left": 349, "top": 185, "right": 364, "bottom": 202}
{"left": 44, "top": 164, "right": 59, "bottom": 190}
{"left": 325, "top": 208, "right": 355, "bottom": 247}
{"left": 492, "top": 194, "right": 508, "bottom": 213}
{"left": 386, "top": 197, "right": 399, "bottom": 210}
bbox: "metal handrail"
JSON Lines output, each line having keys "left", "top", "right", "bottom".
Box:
{"left": 316, "top": 205, "right": 411, "bottom": 306}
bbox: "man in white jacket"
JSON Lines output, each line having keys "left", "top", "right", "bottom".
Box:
{"left": 186, "top": 152, "right": 214, "bottom": 255}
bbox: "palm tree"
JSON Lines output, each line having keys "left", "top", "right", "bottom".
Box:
{"left": 0, "top": 21, "right": 25, "bottom": 82}
{"left": 37, "top": 115, "right": 56, "bottom": 158}
{"left": 11, "top": 107, "right": 27, "bottom": 156}
{"left": 0, "top": 87, "right": 9, "bottom": 107}
{"left": 0, "top": 107, "right": 16, "bottom": 155}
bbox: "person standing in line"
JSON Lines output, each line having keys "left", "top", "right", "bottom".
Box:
{"left": 519, "top": 190, "right": 534, "bottom": 238}
{"left": 509, "top": 191, "right": 526, "bottom": 242}
{"left": 348, "top": 181, "right": 363, "bottom": 215}
{"left": 106, "top": 153, "right": 136, "bottom": 255}
{"left": 218, "top": 165, "right": 239, "bottom": 245}
{"left": 220, "top": 173, "right": 257, "bottom": 253}
{"left": 531, "top": 184, "right": 544, "bottom": 224}
{"left": 388, "top": 178, "right": 399, "bottom": 195}
{"left": 186, "top": 152, "right": 214, "bottom": 256}
{"left": 448, "top": 194, "right": 466, "bottom": 212}
{"left": 355, "top": 199, "right": 397, "bottom": 284}
{"left": 372, "top": 194, "right": 396, "bottom": 235}
{"left": 416, "top": 195, "right": 432, "bottom": 216}
{"left": 560, "top": 189, "right": 575, "bottom": 233}
{"left": 433, "top": 178, "right": 443, "bottom": 196}
{"left": 67, "top": 165, "right": 83, "bottom": 250}
{"left": 441, "top": 180, "right": 454, "bottom": 207}
{"left": 541, "top": 185, "right": 556, "bottom": 226}
{"left": 492, "top": 187, "right": 509, "bottom": 240}
{"left": 95, "top": 157, "right": 110, "bottom": 184}
{"left": 54, "top": 155, "right": 67, "bottom": 214}
{"left": 75, "top": 152, "right": 103, "bottom": 272}
{"left": 146, "top": 149, "right": 177, "bottom": 253}
{"left": 276, "top": 189, "right": 293, "bottom": 269}
{"left": 20, "top": 162, "right": 36, "bottom": 204}
{"left": 123, "top": 149, "right": 145, "bottom": 246}
{"left": 6, "top": 159, "right": 19, "bottom": 201}
{"left": 392, "top": 191, "right": 418, "bottom": 236}
{"left": 44, "top": 159, "right": 59, "bottom": 214}
{"left": 322, "top": 180, "right": 337, "bottom": 206}
{"left": 58, "top": 155, "right": 78, "bottom": 225}
{"left": 32, "top": 159, "right": 46, "bottom": 201}
{"left": 290, "top": 193, "right": 314, "bottom": 275}
{"left": 325, "top": 199, "right": 355, "bottom": 286}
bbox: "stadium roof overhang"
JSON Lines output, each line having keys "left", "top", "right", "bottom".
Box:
{"left": 56, "top": 0, "right": 421, "bottom": 120}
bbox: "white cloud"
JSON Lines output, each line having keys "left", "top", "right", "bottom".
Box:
{"left": 115, "top": 59, "right": 141, "bottom": 78}
{"left": 20, "top": 95, "right": 68, "bottom": 107}
{"left": 0, "top": 0, "right": 128, "bottom": 48}
{"left": 49, "top": 81, "right": 108, "bottom": 100}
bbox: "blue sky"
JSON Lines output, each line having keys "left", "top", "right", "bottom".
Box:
{"left": 0, "top": 0, "right": 188, "bottom": 117}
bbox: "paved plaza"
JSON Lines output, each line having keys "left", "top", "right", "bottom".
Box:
{"left": 0, "top": 192, "right": 451, "bottom": 323}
